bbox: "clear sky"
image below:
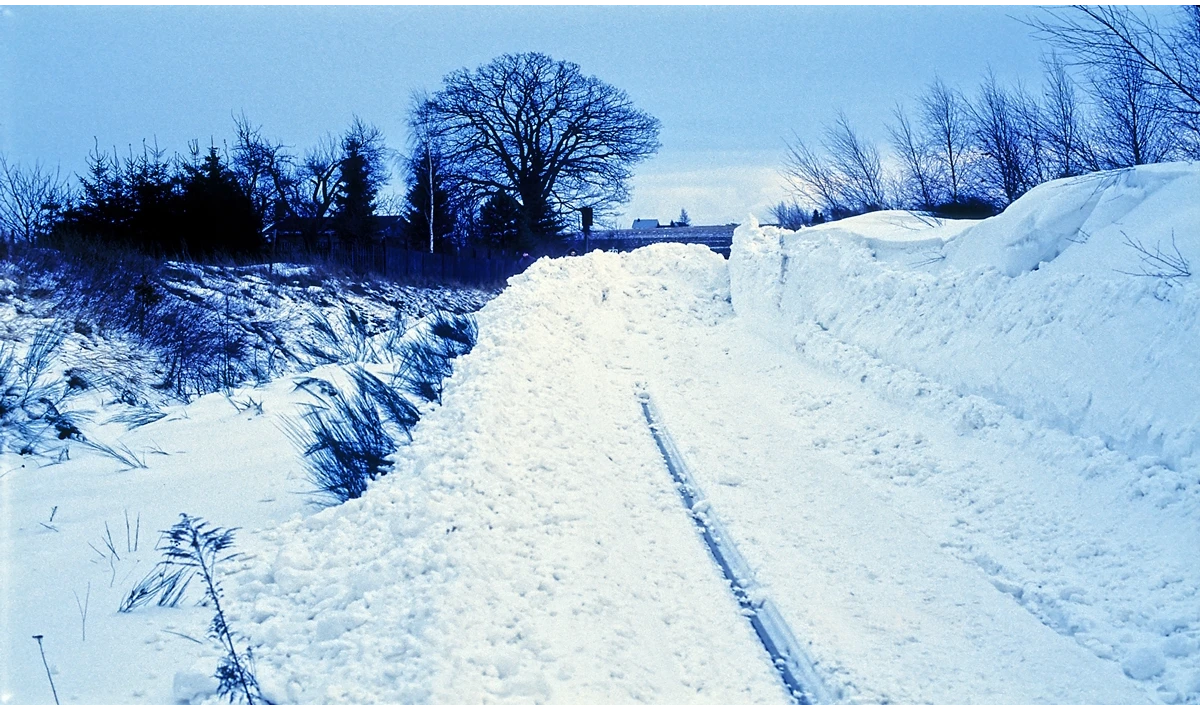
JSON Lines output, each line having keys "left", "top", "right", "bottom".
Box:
{"left": 1, "top": 5, "right": 1049, "bottom": 228}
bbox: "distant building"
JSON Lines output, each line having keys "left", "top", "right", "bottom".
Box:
{"left": 632, "top": 219, "right": 660, "bottom": 230}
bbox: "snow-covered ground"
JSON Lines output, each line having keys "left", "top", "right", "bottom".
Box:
{"left": 4, "top": 163, "right": 1199, "bottom": 704}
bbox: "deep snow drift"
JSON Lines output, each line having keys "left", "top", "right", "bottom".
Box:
{"left": 733, "top": 163, "right": 1200, "bottom": 476}
{"left": 4, "top": 162, "right": 1200, "bottom": 705}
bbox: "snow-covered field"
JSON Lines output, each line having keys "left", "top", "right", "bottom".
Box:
{"left": 4, "top": 163, "right": 1199, "bottom": 704}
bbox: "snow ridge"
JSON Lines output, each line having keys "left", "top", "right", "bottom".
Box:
{"left": 731, "top": 164, "right": 1200, "bottom": 475}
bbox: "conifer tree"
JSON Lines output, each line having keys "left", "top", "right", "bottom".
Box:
{"left": 332, "top": 118, "right": 387, "bottom": 246}
{"left": 478, "top": 192, "right": 522, "bottom": 251}
{"left": 402, "top": 152, "right": 455, "bottom": 253}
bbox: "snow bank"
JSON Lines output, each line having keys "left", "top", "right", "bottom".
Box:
{"left": 220, "top": 248, "right": 790, "bottom": 704}
{"left": 944, "top": 163, "right": 1200, "bottom": 277}
{"left": 730, "top": 163, "right": 1200, "bottom": 474}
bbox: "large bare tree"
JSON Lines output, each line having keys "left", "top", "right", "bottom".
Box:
{"left": 414, "top": 52, "right": 660, "bottom": 244}
{"left": 919, "top": 78, "right": 973, "bottom": 205}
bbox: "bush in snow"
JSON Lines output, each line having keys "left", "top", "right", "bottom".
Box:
{"left": 20, "top": 238, "right": 254, "bottom": 399}
{"left": 287, "top": 366, "right": 422, "bottom": 503}
{"left": 349, "top": 365, "right": 420, "bottom": 433}
{"left": 394, "top": 310, "right": 477, "bottom": 403}
{"left": 288, "top": 311, "right": 476, "bottom": 503}
{"left": 0, "top": 325, "right": 86, "bottom": 455}
{"left": 297, "top": 307, "right": 378, "bottom": 368}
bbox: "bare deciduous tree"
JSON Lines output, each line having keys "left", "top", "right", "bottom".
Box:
{"left": 282, "top": 134, "right": 341, "bottom": 250}
{"left": 888, "top": 104, "right": 938, "bottom": 209}
{"left": 919, "top": 78, "right": 973, "bottom": 204}
{"left": 0, "top": 157, "right": 70, "bottom": 244}
{"left": 783, "top": 134, "right": 850, "bottom": 217}
{"left": 825, "top": 112, "right": 890, "bottom": 211}
{"left": 409, "top": 91, "right": 440, "bottom": 253}
{"left": 1040, "top": 53, "right": 1090, "bottom": 177}
{"left": 971, "top": 72, "right": 1033, "bottom": 205}
{"left": 231, "top": 114, "right": 295, "bottom": 236}
{"left": 1011, "top": 81, "right": 1052, "bottom": 185}
{"left": 784, "top": 113, "right": 891, "bottom": 218}
{"left": 414, "top": 52, "right": 660, "bottom": 245}
{"left": 1033, "top": 6, "right": 1200, "bottom": 157}
{"left": 1089, "top": 51, "right": 1173, "bottom": 167}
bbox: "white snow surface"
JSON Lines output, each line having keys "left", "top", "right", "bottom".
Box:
{"left": 5, "top": 162, "right": 1200, "bottom": 705}
{"left": 734, "top": 164, "right": 1200, "bottom": 474}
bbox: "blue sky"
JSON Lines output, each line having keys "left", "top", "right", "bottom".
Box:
{"left": 1, "top": 6, "right": 1049, "bottom": 227}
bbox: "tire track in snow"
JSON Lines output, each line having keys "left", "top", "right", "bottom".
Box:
{"left": 639, "top": 390, "right": 833, "bottom": 705}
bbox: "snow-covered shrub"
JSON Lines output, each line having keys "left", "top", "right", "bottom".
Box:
{"left": 0, "top": 325, "right": 85, "bottom": 454}
{"left": 287, "top": 368, "right": 402, "bottom": 503}
{"left": 394, "top": 311, "right": 477, "bottom": 403}
{"left": 297, "top": 308, "right": 377, "bottom": 368}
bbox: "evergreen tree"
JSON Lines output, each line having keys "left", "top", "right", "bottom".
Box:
{"left": 123, "top": 145, "right": 177, "bottom": 253}
{"left": 177, "top": 146, "right": 263, "bottom": 258}
{"left": 402, "top": 151, "right": 455, "bottom": 253}
{"left": 66, "top": 144, "right": 261, "bottom": 258}
{"left": 478, "top": 192, "right": 522, "bottom": 251}
{"left": 332, "top": 118, "right": 387, "bottom": 246}
{"left": 515, "top": 195, "right": 561, "bottom": 251}
{"left": 67, "top": 143, "right": 176, "bottom": 254}
{"left": 332, "top": 144, "right": 377, "bottom": 245}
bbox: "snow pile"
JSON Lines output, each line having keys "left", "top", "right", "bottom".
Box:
{"left": 222, "top": 244, "right": 1174, "bottom": 704}
{"left": 731, "top": 163, "right": 1200, "bottom": 476}
{"left": 944, "top": 163, "right": 1200, "bottom": 277}
{"left": 215, "top": 249, "right": 790, "bottom": 704}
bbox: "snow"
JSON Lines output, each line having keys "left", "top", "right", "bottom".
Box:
{"left": 944, "top": 163, "right": 1200, "bottom": 278}
{"left": 731, "top": 165, "right": 1200, "bottom": 474}
{"left": 5, "top": 162, "right": 1200, "bottom": 704}
{"left": 0, "top": 270, "right": 493, "bottom": 705}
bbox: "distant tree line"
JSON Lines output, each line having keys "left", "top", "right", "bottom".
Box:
{"left": 779, "top": 6, "right": 1200, "bottom": 225}
{"left": 0, "top": 52, "right": 660, "bottom": 260}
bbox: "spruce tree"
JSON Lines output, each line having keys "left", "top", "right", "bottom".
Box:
{"left": 402, "top": 152, "right": 455, "bottom": 253}
{"left": 332, "top": 143, "right": 377, "bottom": 246}
{"left": 478, "top": 192, "right": 522, "bottom": 251}
{"left": 332, "top": 118, "right": 387, "bottom": 247}
{"left": 177, "top": 147, "right": 263, "bottom": 258}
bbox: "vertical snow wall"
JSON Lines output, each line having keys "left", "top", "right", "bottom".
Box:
{"left": 728, "top": 165, "right": 1200, "bottom": 474}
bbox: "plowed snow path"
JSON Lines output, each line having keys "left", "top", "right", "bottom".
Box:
{"left": 230, "top": 245, "right": 1187, "bottom": 704}
{"left": 575, "top": 247, "right": 1161, "bottom": 704}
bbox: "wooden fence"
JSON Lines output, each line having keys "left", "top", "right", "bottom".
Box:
{"left": 281, "top": 240, "right": 528, "bottom": 288}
